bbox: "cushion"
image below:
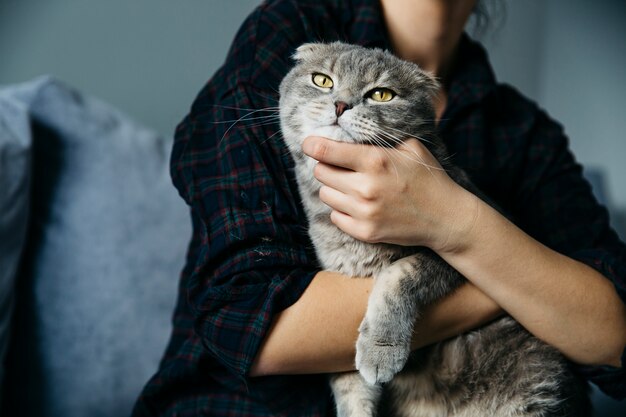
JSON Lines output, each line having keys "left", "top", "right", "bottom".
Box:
{"left": 2, "top": 77, "right": 190, "bottom": 417}
{"left": 0, "top": 83, "right": 33, "bottom": 409}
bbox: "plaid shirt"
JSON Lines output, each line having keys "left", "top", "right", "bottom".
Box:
{"left": 133, "top": 0, "right": 626, "bottom": 415}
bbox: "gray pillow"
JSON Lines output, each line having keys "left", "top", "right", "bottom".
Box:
{"left": 3, "top": 77, "right": 190, "bottom": 417}
{"left": 0, "top": 84, "right": 33, "bottom": 410}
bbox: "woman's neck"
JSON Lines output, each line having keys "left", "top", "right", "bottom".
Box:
{"left": 379, "top": 0, "right": 476, "bottom": 78}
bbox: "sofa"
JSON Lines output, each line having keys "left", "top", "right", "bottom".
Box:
{"left": 0, "top": 77, "right": 623, "bottom": 416}
{"left": 0, "top": 77, "right": 190, "bottom": 416}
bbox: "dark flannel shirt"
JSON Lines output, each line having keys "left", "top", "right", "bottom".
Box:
{"left": 133, "top": 0, "right": 626, "bottom": 415}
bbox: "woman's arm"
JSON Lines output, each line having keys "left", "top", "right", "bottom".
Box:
{"left": 300, "top": 136, "right": 626, "bottom": 368}
{"left": 250, "top": 272, "right": 501, "bottom": 376}
{"left": 442, "top": 194, "right": 626, "bottom": 367}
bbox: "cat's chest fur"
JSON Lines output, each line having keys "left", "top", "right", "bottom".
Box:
{"left": 292, "top": 155, "right": 405, "bottom": 277}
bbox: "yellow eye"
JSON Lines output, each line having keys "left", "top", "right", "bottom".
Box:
{"left": 312, "top": 73, "right": 334, "bottom": 89}
{"left": 369, "top": 88, "right": 395, "bottom": 102}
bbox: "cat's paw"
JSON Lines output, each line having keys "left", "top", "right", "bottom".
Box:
{"left": 355, "top": 319, "right": 410, "bottom": 385}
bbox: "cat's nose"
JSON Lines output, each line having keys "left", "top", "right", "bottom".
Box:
{"left": 335, "top": 101, "right": 351, "bottom": 117}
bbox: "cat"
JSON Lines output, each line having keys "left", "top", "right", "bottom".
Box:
{"left": 278, "top": 42, "right": 589, "bottom": 417}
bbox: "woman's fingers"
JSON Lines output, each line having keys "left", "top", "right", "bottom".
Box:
{"left": 302, "top": 136, "right": 378, "bottom": 172}
{"left": 313, "top": 162, "right": 360, "bottom": 195}
{"left": 319, "top": 185, "right": 353, "bottom": 215}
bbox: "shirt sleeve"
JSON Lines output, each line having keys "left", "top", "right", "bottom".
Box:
{"left": 170, "top": 75, "right": 320, "bottom": 380}
{"left": 510, "top": 103, "right": 626, "bottom": 399}
{"left": 165, "top": 0, "right": 329, "bottom": 382}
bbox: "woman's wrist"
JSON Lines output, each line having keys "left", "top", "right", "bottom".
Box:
{"left": 428, "top": 185, "right": 484, "bottom": 255}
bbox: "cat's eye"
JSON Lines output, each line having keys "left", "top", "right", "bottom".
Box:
{"left": 368, "top": 88, "right": 396, "bottom": 102}
{"left": 312, "top": 73, "right": 334, "bottom": 89}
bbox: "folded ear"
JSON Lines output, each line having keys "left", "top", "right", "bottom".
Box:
{"left": 421, "top": 71, "right": 441, "bottom": 99}
{"left": 403, "top": 57, "right": 441, "bottom": 100}
{"left": 292, "top": 42, "right": 325, "bottom": 62}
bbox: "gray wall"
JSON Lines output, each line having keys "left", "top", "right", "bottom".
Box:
{"left": 483, "top": 0, "right": 626, "bottom": 238}
{"left": 1, "top": 0, "right": 624, "bottom": 414}
{"left": 0, "top": 0, "right": 260, "bottom": 137}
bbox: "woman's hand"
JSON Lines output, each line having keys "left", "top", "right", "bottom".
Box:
{"left": 302, "top": 136, "right": 477, "bottom": 252}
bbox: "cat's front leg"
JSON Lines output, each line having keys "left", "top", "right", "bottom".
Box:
{"left": 330, "top": 372, "right": 381, "bottom": 417}
{"left": 355, "top": 254, "right": 422, "bottom": 385}
{"left": 356, "top": 252, "right": 462, "bottom": 385}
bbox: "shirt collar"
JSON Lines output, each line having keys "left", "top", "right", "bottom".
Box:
{"left": 443, "top": 34, "right": 498, "bottom": 121}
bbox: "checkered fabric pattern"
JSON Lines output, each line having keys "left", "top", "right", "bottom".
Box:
{"left": 133, "top": 0, "right": 625, "bottom": 415}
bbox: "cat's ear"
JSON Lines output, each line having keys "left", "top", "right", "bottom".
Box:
{"left": 419, "top": 70, "right": 442, "bottom": 100}
{"left": 293, "top": 43, "right": 324, "bottom": 62}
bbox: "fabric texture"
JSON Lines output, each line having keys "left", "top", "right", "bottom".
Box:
{"left": 1, "top": 76, "right": 191, "bottom": 417}
{"left": 0, "top": 82, "right": 34, "bottom": 409}
{"left": 134, "top": 0, "right": 626, "bottom": 415}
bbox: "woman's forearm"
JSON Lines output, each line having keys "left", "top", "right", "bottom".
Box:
{"left": 440, "top": 193, "right": 626, "bottom": 368}
{"left": 250, "top": 271, "right": 369, "bottom": 376}
{"left": 410, "top": 279, "right": 503, "bottom": 350}
{"left": 249, "top": 271, "right": 501, "bottom": 377}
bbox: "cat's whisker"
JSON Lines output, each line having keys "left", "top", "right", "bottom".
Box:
{"left": 384, "top": 125, "right": 439, "bottom": 147}
{"left": 218, "top": 108, "right": 281, "bottom": 145}
{"left": 253, "top": 90, "right": 280, "bottom": 104}
{"left": 381, "top": 129, "right": 454, "bottom": 178}
{"left": 261, "top": 129, "right": 283, "bottom": 144}
{"left": 363, "top": 118, "right": 439, "bottom": 150}
{"left": 212, "top": 114, "right": 280, "bottom": 124}
{"left": 242, "top": 120, "right": 283, "bottom": 131}
{"left": 439, "top": 153, "right": 457, "bottom": 163}
{"left": 212, "top": 104, "right": 279, "bottom": 112}
{"left": 357, "top": 119, "right": 406, "bottom": 145}
{"left": 354, "top": 119, "right": 421, "bottom": 173}
{"left": 359, "top": 131, "right": 402, "bottom": 181}
{"left": 357, "top": 116, "right": 436, "bottom": 181}
{"left": 356, "top": 122, "right": 396, "bottom": 144}
{"left": 370, "top": 128, "right": 446, "bottom": 177}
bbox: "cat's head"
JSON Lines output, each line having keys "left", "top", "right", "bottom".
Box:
{"left": 279, "top": 42, "right": 439, "bottom": 153}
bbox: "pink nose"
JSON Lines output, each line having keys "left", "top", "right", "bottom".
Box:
{"left": 335, "top": 101, "right": 351, "bottom": 117}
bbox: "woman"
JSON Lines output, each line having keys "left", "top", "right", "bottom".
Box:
{"left": 134, "top": 0, "right": 626, "bottom": 415}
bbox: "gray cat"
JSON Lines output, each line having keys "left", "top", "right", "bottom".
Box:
{"left": 278, "top": 42, "right": 589, "bottom": 417}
